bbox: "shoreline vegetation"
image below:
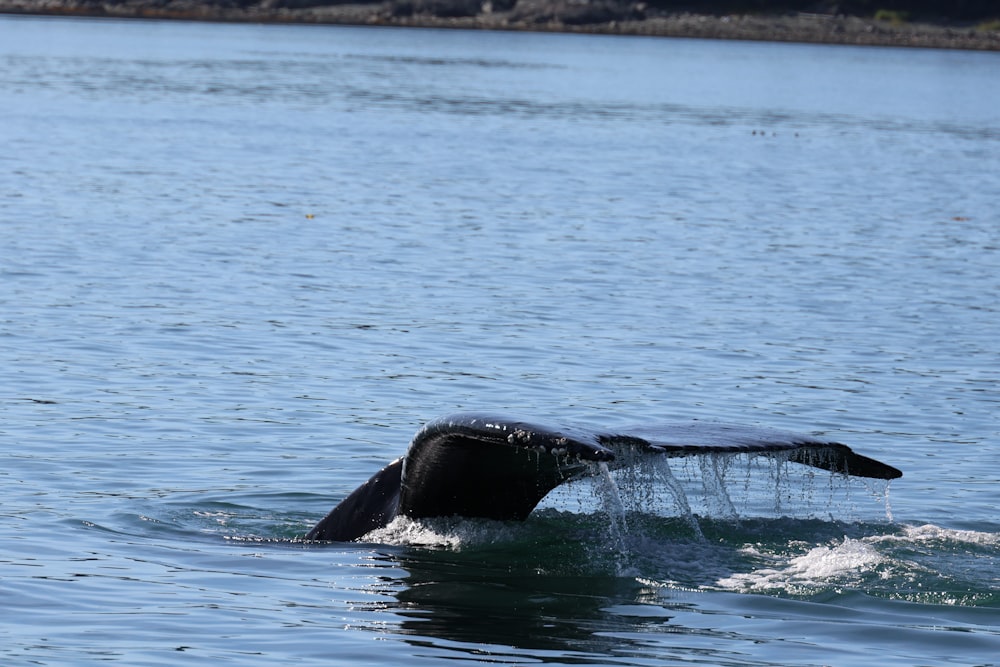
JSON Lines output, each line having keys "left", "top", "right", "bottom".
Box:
{"left": 1, "top": 0, "right": 998, "bottom": 50}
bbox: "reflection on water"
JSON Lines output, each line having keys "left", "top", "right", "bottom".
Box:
{"left": 348, "top": 512, "right": 999, "bottom": 665}
{"left": 395, "top": 565, "right": 645, "bottom": 654}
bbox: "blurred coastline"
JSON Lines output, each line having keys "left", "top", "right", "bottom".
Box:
{"left": 2, "top": 0, "right": 998, "bottom": 51}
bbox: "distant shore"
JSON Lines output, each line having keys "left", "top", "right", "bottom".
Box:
{"left": 2, "top": 0, "right": 999, "bottom": 51}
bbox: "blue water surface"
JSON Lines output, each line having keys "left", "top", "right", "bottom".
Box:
{"left": 2, "top": 14, "right": 999, "bottom": 666}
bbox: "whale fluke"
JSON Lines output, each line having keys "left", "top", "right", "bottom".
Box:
{"left": 306, "top": 413, "right": 902, "bottom": 542}
{"left": 602, "top": 422, "right": 903, "bottom": 480}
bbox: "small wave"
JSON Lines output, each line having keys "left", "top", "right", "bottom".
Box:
{"left": 892, "top": 523, "right": 1000, "bottom": 547}
{"left": 712, "top": 522, "right": 1000, "bottom": 603}
{"left": 716, "top": 537, "right": 887, "bottom": 593}
{"left": 360, "top": 515, "right": 521, "bottom": 549}
{"left": 317, "top": 510, "right": 999, "bottom": 607}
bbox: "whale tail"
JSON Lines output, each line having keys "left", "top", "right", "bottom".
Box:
{"left": 306, "top": 413, "right": 901, "bottom": 542}
{"left": 306, "top": 458, "right": 403, "bottom": 543}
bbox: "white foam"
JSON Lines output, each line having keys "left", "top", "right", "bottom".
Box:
{"left": 716, "top": 537, "right": 886, "bottom": 592}
{"left": 894, "top": 523, "right": 1000, "bottom": 546}
{"left": 359, "top": 515, "right": 518, "bottom": 549}
{"left": 714, "top": 523, "right": 1000, "bottom": 594}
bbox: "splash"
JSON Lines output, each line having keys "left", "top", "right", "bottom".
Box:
{"left": 710, "top": 523, "right": 1000, "bottom": 602}
{"left": 880, "top": 523, "right": 1000, "bottom": 547}
{"left": 362, "top": 515, "right": 519, "bottom": 549}
{"left": 716, "top": 537, "right": 887, "bottom": 593}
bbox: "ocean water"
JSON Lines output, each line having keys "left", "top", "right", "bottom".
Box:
{"left": 2, "top": 14, "right": 999, "bottom": 666}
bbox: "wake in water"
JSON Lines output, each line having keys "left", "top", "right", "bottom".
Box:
{"left": 159, "top": 413, "right": 991, "bottom": 607}
{"left": 712, "top": 524, "right": 1000, "bottom": 605}
{"left": 355, "top": 452, "right": 998, "bottom": 607}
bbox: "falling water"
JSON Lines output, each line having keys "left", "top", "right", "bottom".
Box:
{"left": 586, "top": 450, "right": 895, "bottom": 536}
{"left": 698, "top": 455, "right": 739, "bottom": 520}
{"left": 596, "top": 461, "right": 628, "bottom": 546}
{"left": 652, "top": 458, "right": 704, "bottom": 539}
{"left": 865, "top": 477, "right": 894, "bottom": 522}
{"left": 592, "top": 455, "right": 705, "bottom": 540}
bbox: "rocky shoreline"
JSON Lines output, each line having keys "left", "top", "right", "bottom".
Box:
{"left": 2, "top": 0, "right": 998, "bottom": 51}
